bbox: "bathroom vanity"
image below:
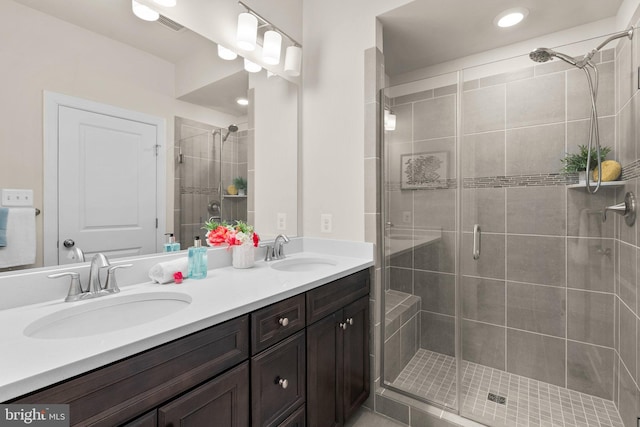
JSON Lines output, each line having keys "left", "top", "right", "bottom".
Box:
{"left": 1, "top": 239, "right": 373, "bottom": 427}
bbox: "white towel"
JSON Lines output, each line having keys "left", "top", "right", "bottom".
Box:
{"left": 0, "top": 208, "right": 36, "bottom": 268}
{"left": 148, "top": 258, "right": 189, "bottom": 284}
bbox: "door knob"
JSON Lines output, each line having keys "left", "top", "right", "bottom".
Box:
{"left": 63, "top": 239, "right": 75, "bottom": 248}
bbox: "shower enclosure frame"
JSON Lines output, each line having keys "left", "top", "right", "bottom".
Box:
{"left": 377, "top": 29, "right": 629, "bottom": 425}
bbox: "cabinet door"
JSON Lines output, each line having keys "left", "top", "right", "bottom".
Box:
{"left": 342, "top": 296, "right": 370, "bottom": 422}
{"left": 158, "top": 362, "right": 249, "bottom": 427}
{"left": 122, "top": 410, "right": 157, "bottom": 427}
{"left": 251, "top": 331, "right": 306, "bottom": 427}
{"left": 278, "top": 404, "right": 305, "bottom": 427}
{"left": 306, "top": 311, "right": 342, "bottom": 427}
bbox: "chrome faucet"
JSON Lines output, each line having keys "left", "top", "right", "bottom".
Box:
{"left": 48, "top": 253, "right": 131, "bottom": 302}
{"left": 273, "top": 234, "right": 290, "bottom": 260}
{"left": 88, "top": 253, "right": 110, "bottom": 294}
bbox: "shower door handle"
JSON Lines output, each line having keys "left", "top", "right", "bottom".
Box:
{"left": 472, "top": 224, "right": 481, "bottom": 260}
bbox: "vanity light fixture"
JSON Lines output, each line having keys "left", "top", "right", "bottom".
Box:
{"left": 132, "top": 0, "right": 159, "bottom": 21}
{"left": 384, "top": 109, "right": 396, "bottom": 131}
{"left": 263, "top": 30, "right": 283, "bottom": 65}
{"left": 494, "top": 8, "right": 529, "bottom": 28}
{"left": 237, "top": 12, "right": 258, "bottom": 51}
{"left": 152, "top": 0, "right": 177, "bottom": 7}
{"left": 237, "top": 1, "right": 302, "bottom": 74}
{"left": 244, "top": 58, "right": 262, "bottom": 73}
{"left": 218, "top": 45, "right": 238, "bottom": 61}
{"left": 284, "top": 45, "right": 302, "bottom": 76}
{"left": 236, "top": 98, "right": 249, "bottom": 106}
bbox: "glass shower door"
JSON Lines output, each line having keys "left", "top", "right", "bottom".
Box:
{"left": 381, "top": 71, "right": 459, "bottom": 410}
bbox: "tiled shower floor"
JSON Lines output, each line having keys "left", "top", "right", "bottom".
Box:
{"left": 391, "top": 349, "right": 624, "bottom": 427}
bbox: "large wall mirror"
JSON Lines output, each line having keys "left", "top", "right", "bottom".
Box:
{"left": 0, "top": 0, "right": 299, "bottom": 272}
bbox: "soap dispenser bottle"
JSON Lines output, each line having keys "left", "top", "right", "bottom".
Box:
{"left": 187, "top": 236, "right": 207, "bottom": 279}
{"left": 164, "top": 233, "right": 180, "bottom": 252}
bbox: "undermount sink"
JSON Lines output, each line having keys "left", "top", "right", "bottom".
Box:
{"left": 270, "top": 257, "right": 338, "bottom": 272}
{"left": 24, "top": 292, "right": 192, "bottom": 339}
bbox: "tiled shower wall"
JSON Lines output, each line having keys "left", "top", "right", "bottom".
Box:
{"left": 174, "top": 117, "right": 247, "bottom": 249}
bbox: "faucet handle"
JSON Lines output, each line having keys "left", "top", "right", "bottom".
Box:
{"left": 260, "top": 244, "right": 274, "bottom": 261}
{"left": 104, "top": 264, "right": 133, "bottom": 294}
{"left": 49, "top": 272, "right": 84, "bottom": 302}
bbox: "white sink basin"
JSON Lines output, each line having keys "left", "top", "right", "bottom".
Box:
{"left": 271, "top": 257, "right": 338, "bottom": 272}
{"left": 24, "top": 292, "right": 192, "bottom": 339}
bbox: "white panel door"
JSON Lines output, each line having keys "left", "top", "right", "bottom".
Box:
{"left": 58, "top": 106, "right": 158, "bottom": 264}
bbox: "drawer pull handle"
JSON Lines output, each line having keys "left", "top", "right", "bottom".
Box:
{"left": 278, "top": 317, "right": 289, "bottom": 327}
{"left": 278, "top": 378, "right": 289, "bottom": 389}
{"left": 346, "top": 318, "right": 354, "bottom": 325}
{"left": 339, "top": 322, "right": 348, "bottom": 330}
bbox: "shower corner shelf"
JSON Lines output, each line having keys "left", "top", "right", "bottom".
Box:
{"left": 567, "top": 180, "right": 626, "bottom": 189}
{"left": 223, "top": 194, "right": 247, "bottom": 198}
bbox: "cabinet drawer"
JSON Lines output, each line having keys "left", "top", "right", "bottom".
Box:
{"left": 306, "top": 269, "right": 370, "bottom": 324}
{"left": 14, "top": 315, "right": 249, "bottom": 427}
{"left": 251, "top": 331, "right": 306, "bottom": 427}
{"left": 122, "top": 410, "right": 157, "bottom": 427}
{"left": 278, "top": 404, "right": 305, "bottom": 427}
{"left": 251, "top": 294, "right": 305, "bottom": 355}
{"left": 158, "top": 361, "right": 250, "bottom": 427}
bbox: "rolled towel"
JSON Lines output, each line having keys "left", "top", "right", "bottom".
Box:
{"left": 148, "top": 258, "right": 189, "bottom": 284}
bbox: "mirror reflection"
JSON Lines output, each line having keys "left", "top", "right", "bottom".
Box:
{"left": 0, "top": 0, "right": 298, "bottom": 272}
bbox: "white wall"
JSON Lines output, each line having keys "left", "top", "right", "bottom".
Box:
{"left": 251, "top": 73, "right": 299, "bottom": 239}
{"left": 301, "top": 0, "right": 411, "bottom": 240}
{"left": 0, "top": 0, "right": 235, "bottom": 266}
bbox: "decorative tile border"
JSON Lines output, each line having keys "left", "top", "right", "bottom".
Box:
{"left": 463, "top": 173, "right": 576, "bottom": 188}
{"left": 621, "top": 159, "right": 640, "bottom": 181}
{"left": 180, "top": 186, "right": 219, "bottom": 195}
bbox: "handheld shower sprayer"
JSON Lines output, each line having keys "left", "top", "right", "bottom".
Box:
{"left": 529, "top": 27, "right": 634, "bottom": 194}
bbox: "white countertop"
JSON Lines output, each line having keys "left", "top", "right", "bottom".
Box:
{"left": 0, "top": 238, "right": 373, "bottom": 401}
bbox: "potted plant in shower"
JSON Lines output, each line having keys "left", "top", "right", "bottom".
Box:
{"left": 560, "top": 144, "right": 611, "bottom": 183}
{"left": 233, "top": 177, "right": 247, "bottom": 196}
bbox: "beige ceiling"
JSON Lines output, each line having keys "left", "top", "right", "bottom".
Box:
{"left": 379, "top": 0, "right": 624, "bottom": 76}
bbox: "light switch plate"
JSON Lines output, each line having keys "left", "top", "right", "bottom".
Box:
{"left": 1, "top": 189, "right": 34, "bottom": 207}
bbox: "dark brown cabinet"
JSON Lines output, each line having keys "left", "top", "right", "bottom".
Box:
{"left": 158, "top": 362, "right": 250, "bottom": 427}
{"left": 251, "top": 331, "right": 306, "bottom": 427}
{"left": 306, "top": 270, "right": 370, "bottom": 427}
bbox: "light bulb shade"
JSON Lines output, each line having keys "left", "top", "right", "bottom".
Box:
{"left": 217, "top": 45, "right": 238, "bottom": 61}
{"left": 152, "top": 0, "right": 176, "bottom": 6}
{"left": 262, "top": 30, "right": 282, "bottom": 65}
{"left": 384, "top": 111, "right": 396, "bottom": 131}
{"left": 284, "top": 45, "right": 302, "bottom": 76}
{"left": 132, "top": 0, "right": 159, "bottom": 21}
{"left": 237, "top": 12, "right": 258, "bottom": 51}
{"left": 244, "top": 58, "right": 262, "bottom": 73}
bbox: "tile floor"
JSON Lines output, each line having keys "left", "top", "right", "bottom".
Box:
{"left": 346, "top": 407, "right": 406, "bottom": 427}
{"left": 391, "top": 349, "right": 624, "bottom": 427}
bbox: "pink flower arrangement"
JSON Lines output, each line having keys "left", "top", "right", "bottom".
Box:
{"left": 204, "top": 220, "right": 260, "bottom": 248}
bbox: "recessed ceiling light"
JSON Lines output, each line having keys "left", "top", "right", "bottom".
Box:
{"left": 236, "top": 98, "right": 249, "bottom": 106}
{"left": 494, "top": 8, "right": 529, "bottom": 28}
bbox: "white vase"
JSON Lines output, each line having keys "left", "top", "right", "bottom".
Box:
{"left": 578, "top": 171, "right": 587, "bottom": 184}
{"left": 232, "top": 243, "right": 255, "bottom": 269}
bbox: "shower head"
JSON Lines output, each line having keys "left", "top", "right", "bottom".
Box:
{"left": 529, "top": 48, "right": 578, "bottom": 66}
{"left": 222, "top": 124, "right": 239, "bottom": 143}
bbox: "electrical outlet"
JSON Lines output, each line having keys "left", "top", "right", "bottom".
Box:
{"left": 277, "top": 213, "right": 286, "bottom": 230}
{"left": 402, "top": 211, "right": 412, "bottom": 223}
{"left": 1, "top": 189, "right": 33, "bottom": 207}
{"left": 320, "top": 214, "right": 332, "bottom": 233}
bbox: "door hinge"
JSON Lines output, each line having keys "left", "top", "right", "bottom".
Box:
{"left": 154, "top": 144, "right": 161, "bottom": 156}
{"left": 156, "top": 218, "right": 158, "bottom": 229}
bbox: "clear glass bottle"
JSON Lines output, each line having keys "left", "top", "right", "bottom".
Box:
{"left": 164, "top": 233, "right": 180, "bottom": 252}
{"left": 187, "top": 236, "right": 207, "bottom": 279}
